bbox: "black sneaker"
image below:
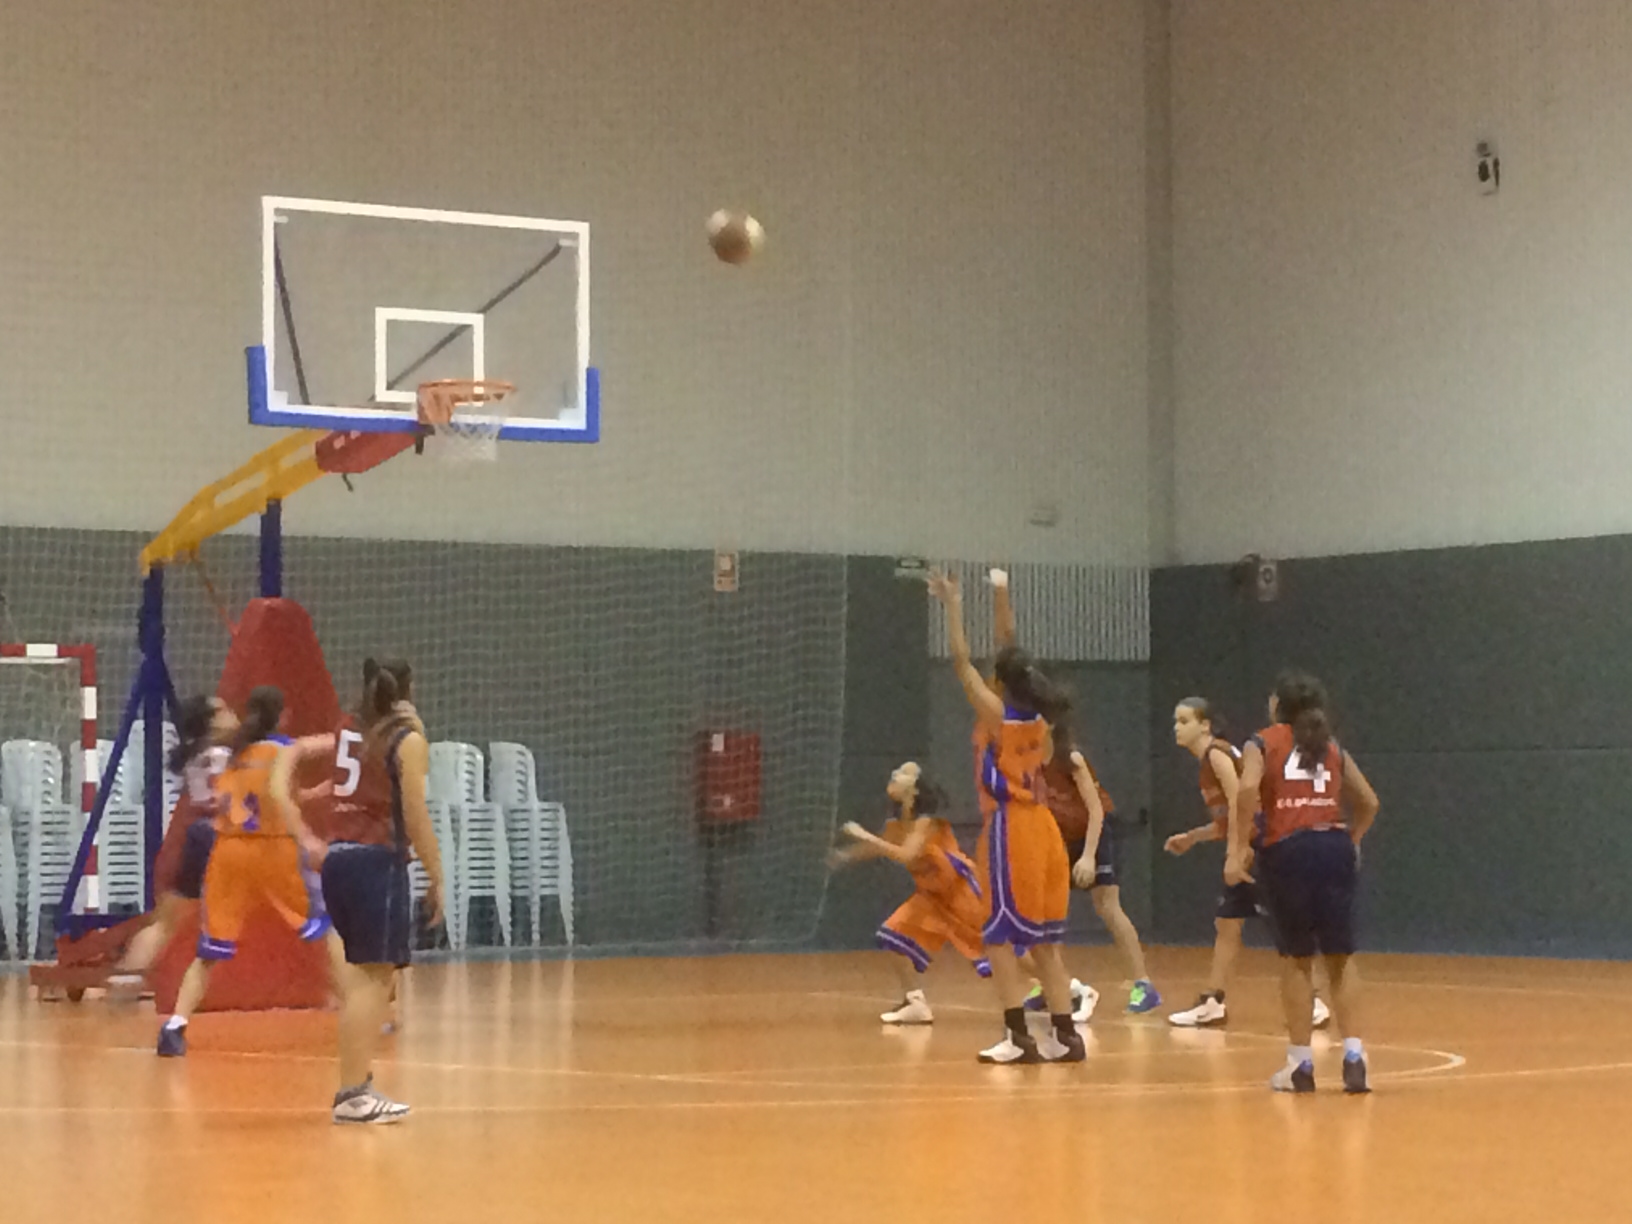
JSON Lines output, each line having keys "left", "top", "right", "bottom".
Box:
{"left": 156, "top": 1025, "right": 187, "bottom": 1058}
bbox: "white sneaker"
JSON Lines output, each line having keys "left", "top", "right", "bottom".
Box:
{"left": 1312, "top": 997, "right": 1331, "bottom": 1029}
{"left": 881, "top": 990, "right": 934, "bottom": 1025}
{"left": 1168, "top": 994, "right": 1227, "bottom": 1027}
{"left": 1270, "top": 1058, "right": 1316, "bottom": 1094}
{"left": 1071, "top": 980, "right": 1099, "bottom": 1023}
{"left": 977, "top": 1033, "right": 1041, "bottom": 1064}
{"left": 332, "top": 1085, "right": 411, "bottom": 1124}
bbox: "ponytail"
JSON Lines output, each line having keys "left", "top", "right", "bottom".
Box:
{"left": 359, "top": 657, "right": 414, "bottom": 748}
{"left": 169, "top": 694, "right": 215, "bottom": 773}
{"left": 1274, "top": 670, "right": 1332, "bottom": 770}
{"left": 993, "top": 646, "right": 1068, "bottom": 722}
{"left": 228, "top": 686, "right": 284, "bottom": 760}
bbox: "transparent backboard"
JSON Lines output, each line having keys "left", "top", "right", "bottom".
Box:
{"left": 247, "top": 196, "right": 598, "bottom": 443}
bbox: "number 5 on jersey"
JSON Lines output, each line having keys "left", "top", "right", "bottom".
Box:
{"left": 335, "top": 730, "right": 364, "bottom": 798}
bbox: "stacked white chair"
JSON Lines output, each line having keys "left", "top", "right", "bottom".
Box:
{"left": 489, "top": 742, "right": 574, "bottom": 947}
{"left": 2, "top": 740, "right": 79, "bottom": 961}
{"left": 430, "top": 741, "right": 510, "bottom": 950}
{"left": 68, "top": 722, "right": 179, "bottom": 914}
{"left": 0, "top": 802, "right": 19, "bottom": 960}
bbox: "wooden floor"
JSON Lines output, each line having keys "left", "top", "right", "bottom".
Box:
{"left": 1, "top": 946, "right": 1628, "bottom": 1223}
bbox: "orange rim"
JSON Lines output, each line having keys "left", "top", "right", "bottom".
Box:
{"left": 417, "top": 379, "right": 515, "bottom": 427}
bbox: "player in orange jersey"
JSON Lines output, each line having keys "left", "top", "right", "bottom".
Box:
{"left": 1165, "top": 696, "right": 1331, "bottom": 1029}
{"left": 1228, "top": 673, "right": 1379, "bottom": 1093}
{"left": 829, "top": 761, "right": 991, "bottom": 1023}
{"left": 929, "top": 569, "right": 1081, "bottom": 1065}
{"left": 156, "top": 686, "right": 333, "bottom": 1057}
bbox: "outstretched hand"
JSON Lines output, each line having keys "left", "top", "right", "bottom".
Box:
{"left": 926, "top": 568, "right": 961, "bottom": 604}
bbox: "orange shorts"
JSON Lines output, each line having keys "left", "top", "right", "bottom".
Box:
{"left": 198, "top": 835, "right": 330, "bottom": 960}
{"left": 979, "top": 799, "right": 1070, "bottom": 949}
{"left": 878, "top": 888, "right": 991, "bottom": 977}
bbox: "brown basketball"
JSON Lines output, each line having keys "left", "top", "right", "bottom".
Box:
{"left": 707, "top": 210, "right": 764, "bottom": 265}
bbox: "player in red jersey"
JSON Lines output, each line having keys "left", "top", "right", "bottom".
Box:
{"left": 273, "top": 658, "right": 445, "bottom": 1124}
{"left": 1226, "top": 673, "right": 1379, "bottom": 1093}
{"left": 1164, "top": 697, "right": 1330, "bottom": 1029}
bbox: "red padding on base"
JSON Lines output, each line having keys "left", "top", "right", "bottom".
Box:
{"left": 149, "top": 598, "right": 343, "bottom": 1013}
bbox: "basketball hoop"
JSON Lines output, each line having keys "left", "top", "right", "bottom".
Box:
{"left": 416, "top": 379, "right": 514, "bottom": 463}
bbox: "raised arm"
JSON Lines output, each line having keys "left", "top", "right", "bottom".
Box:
{"left": 928, "top": 569, "right": 1004, "bottom": 728}
{"left": 990, "top": 568, "right": 1016, "bottom": 651}
{"left": 270, "top": 733, "right": 335, "bottom": 859}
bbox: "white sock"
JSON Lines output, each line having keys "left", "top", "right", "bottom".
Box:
{"left": 905, "top": 989, "right": 926, "bottom": 1003}
{"left": 1288, "top": 1044, "right": 1313, "bottom": 1066}
{"left": 1343, "top": 1037, "right": 1364, "bottom": 1061}
{"left": 163, "top": 1015, "right": 187, "bottom": 1031}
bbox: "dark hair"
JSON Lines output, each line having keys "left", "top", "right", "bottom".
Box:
{"left": 891, "top": 774, "right": 948, "bottom": 821}
{"left": 360, "top": 657, "right": 414, "bottom": 751}
{"left": 1178, "top": 696, "right": 1225, "bottom": 736}
{"left": 992, "top": 645, "right": 1067, "bottom": 721}
{"left": 169, "top": 695, "right": 216, "bottom": 773}
{"left": 229, "top": 686, "right": 284, "bottom": 759}
{"left": 1274, "top": 671, "right": 1331, "bottom": 769}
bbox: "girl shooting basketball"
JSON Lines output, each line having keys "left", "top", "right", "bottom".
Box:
{"left": 928, "top": 568, "right": 1082, "bottom": 1064}
{"left": 1164, "top": 697, "right": 1330, "bottom": 1029}
{"left": 828, "top": 761, "right": 990, "bottom": 1024}
{"left": 1228, "top": 673, "right": 1378, "bottom": 1093}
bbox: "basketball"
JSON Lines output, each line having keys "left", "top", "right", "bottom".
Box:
{"left": 707, "top": 210, "right": 764, "bottom": 265}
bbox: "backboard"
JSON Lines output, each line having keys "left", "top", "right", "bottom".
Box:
{"left": 247, "top": 196, "right": 599, "bottom": 443}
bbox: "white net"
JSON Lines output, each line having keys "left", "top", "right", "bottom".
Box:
{"left": 419, "top": 380, "right": 509, "bottom": 465}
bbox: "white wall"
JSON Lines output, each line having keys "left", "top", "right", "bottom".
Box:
{"left": 1170, "top": 0, "right": 1632, "bottom": 562}
{"left": 0, "top": 0, "right": 1149, "bottom": 564}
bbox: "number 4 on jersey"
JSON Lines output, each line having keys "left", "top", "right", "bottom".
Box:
{"left": 1283, "top": 752, "right": 1331, "bottom": 793}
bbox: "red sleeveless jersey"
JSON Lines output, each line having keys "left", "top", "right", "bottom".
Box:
{"left": 1198, "top": 738, "right": 1242, "bottom": 836}
{"left": 326, "top": 716, "right": 407, "bottom": 849}
{"left": 1252, "top": 723, "right": 1345, "bottom": 847}
{"left": 1039, "top": 750, "right": 1114, "bottom": 843}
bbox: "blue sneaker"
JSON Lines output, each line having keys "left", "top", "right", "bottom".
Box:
{"left": 1272, "top": 1058, "right": 1317, "bottom": 1093}
{"left": 1342, "top": 1055, "right": 1371, "bottom": 1095}
{"left": 156, "top": 1025, "right": 187, "bottom": 1058}
{"left": 1126, "top": 980, "right": 1162, "bottom": 1014}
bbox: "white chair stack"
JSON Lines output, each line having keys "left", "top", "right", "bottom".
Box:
{"left": 0, "top": 801, "right": 19, "bottom": 960}
{"left": 410, "top": 764, "right": 460, "bottom": 950}
{"left": 489, "top": 742, "right": 574, "bottom": 947}
{"left": 68, "top": 721, "right": 179, "bottom": 914}
{"left": 429, "top": 741, "right": 510, "bottom": 951}
{"left": 2, "top": 740, "right": 79, "bottom": 961}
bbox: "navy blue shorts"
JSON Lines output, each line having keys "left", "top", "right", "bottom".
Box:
{"left": 1216, "top": 880, "right": 1265, "bottom": 921}
{"left": 1064, "top": 831, "right": 1119, "bottom": 890}
{"left": 1256, "top": 829, "right": 1358, "bottom": 959}
{"left": 321, "top": 843, "right": 412, "bottom": 967}
{"left": 173, "top": 821, "right": 216, "bottom": 901}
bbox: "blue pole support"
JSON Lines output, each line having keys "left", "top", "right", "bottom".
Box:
{"left": 140, "top": 569, "right": 167, "bottom": 913}
{"left": 260, "top": 498, "right": 283, "bottom": 598}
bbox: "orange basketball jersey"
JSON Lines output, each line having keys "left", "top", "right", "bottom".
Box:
{"left": 214, "top": 737, "right": 294, "bottom": 838}
{"left": 978, "top": 708, "right": 1049, "bottom": 808}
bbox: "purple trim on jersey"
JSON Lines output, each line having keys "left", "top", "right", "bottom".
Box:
{"left": 946, "top": 851, "right": 982, "bottom": 899}
{"left": 981, "top": 799, "right": 1066, "bottom": 948}
{"left": 877, "top": 927, "right": 931, "bottom": 972}
{"left": 981, "top": 743, "right": 1010, "bottom": 805}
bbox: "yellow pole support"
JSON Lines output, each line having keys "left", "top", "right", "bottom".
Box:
{"left": 140, "top": 428, "right": 329, "bottom": 573}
